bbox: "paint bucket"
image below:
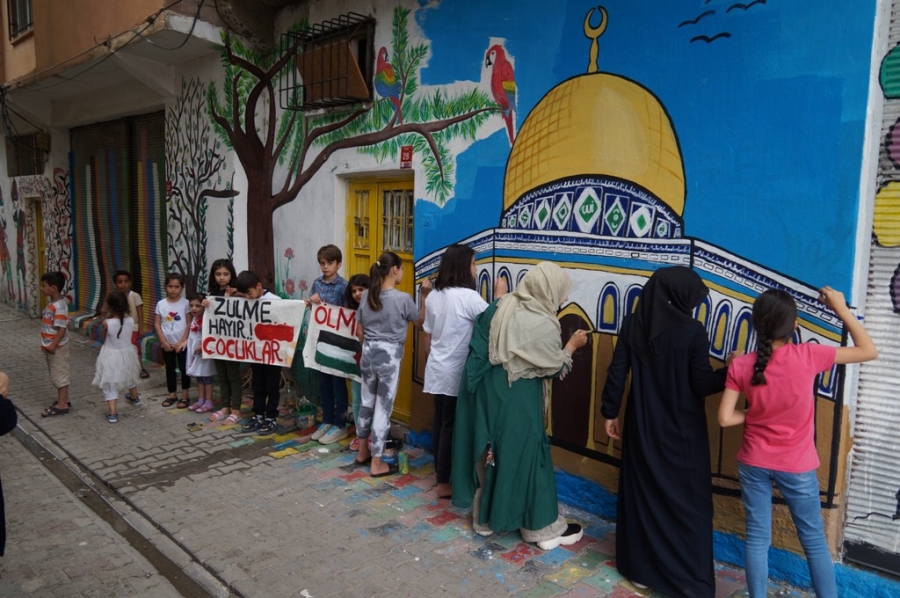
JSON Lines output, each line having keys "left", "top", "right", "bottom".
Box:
{"left": 382, "top": 437, "right": 403, "bottom": 465}
{"left": 294, "top": 403, "right": 316, "bottom": 430}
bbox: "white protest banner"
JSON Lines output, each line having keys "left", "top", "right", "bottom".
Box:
{"left": 301, "top": 303, "right": 362, "bottom": 382}
{"left": 202, "top": 296, "right": 306, "bottom": 366}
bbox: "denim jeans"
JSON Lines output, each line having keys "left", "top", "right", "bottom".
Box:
{"left": 319, "top": 372, "right": 349, "bottom": 429}
{"left": 738, "top": 463, "right": 837, "bottom": 598}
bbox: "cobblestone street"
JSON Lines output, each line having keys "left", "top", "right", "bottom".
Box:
{"left": 0, "top": 303, "right": 813, "bottom": 597}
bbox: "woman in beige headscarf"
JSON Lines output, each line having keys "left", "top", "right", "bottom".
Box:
{"left": 451, "top": 262, "right": 589, "bottom": 550}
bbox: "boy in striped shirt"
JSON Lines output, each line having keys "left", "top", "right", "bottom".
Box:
{"left": 40, "top": 271, "right": 70, "bottom": 417}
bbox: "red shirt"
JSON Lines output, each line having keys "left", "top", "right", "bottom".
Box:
{"left": 726, "top": 343, "right": 836, "bottom": 473}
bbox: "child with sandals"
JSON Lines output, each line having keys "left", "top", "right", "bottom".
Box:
{"left": 186, "top": 293, "right": 216, "bottom": 413}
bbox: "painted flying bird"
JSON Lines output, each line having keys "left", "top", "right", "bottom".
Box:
{"left": 375, "top": 47, "right": 403, "bottom": 124}
{"left": 485, "top": 44, "right": 516, "bottom": 145}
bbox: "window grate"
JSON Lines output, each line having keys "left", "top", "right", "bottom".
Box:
{"left": 381, "top": 188, "right": 413, "bottom": 253}
{"left": 7, "top": 0, "right": 32, "bottom": 39}
{"left": 280, "top": 12, "right": 375, "bottom": 112}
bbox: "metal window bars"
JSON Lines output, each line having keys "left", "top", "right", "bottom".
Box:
{"left": 7, "top": 0, "right": 32, "bottom": 39}
{"left": 280, "top": 12, "right": 375, "bottom": 111}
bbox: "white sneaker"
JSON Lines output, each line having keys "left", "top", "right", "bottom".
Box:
{"left": 319, "top": 426, "right": 349, "bottom": 445}
{"left": 310, "top": 423, "right": 332, "bottom": 441}
{"left": 536, "top": 523, "right": 583, "bottom": 551}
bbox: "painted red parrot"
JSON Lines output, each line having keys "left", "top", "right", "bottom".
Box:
{"left": 485, "top": 44, "right": 516, "bottom": 144}
{"left": 375, "top": 46, "right": 403, "bottom": 124}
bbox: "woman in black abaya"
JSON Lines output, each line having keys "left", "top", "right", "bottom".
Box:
{"left": 601, "top": 266, "right": 730, "bottom": 597}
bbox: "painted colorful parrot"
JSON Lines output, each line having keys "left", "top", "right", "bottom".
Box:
{"left": 485, "top": 44, "right": 516, "bottom": 145}
{"left": 375, "top": 47, "right": 403, "bottom": 124}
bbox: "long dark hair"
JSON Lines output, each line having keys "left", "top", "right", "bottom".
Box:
{"left": 434, "top": 244, "right": 475, "bottom": 291}
{"left": 208, "top": 258, "right": 237, "bottom": 293}
{"left": 368, "top": 251, "right": 402, "bottom": 311}
{"left": 106, "top": 290, "right": 130, "bottom": 338}
{"left": 345, "top": 274, "right": 370, "bottom": 310}
{"left": 750, "top": 289, "right": 797, "bottom": 386}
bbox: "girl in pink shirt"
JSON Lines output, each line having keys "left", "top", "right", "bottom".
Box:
{"left": 718, "top": 287, "right": 877, "bottom": 597}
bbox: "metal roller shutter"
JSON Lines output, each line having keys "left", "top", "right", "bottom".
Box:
{"left": 71, "top": 120, "right": 129, "bottom": 315}
{"left": 129, "top": 112, "right": 167, "bottom": 333}
{"left": 843, "top": 0, "right": 900, "bottom": 575}
{"left": 70, "top": 112, "right": 166, "bottom": 334}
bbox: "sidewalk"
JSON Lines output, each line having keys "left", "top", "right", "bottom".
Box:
{"left": 0, "top": 420, "right": 181, "bottom": 596}
{"left": 0, "top": 302, "right": 811, "bottom": 597}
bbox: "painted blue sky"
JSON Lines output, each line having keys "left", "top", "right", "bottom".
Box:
{"left": 412, "top": 0, "right": 877, "bottom": 292}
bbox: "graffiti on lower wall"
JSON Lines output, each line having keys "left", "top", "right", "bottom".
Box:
{"left": 0, "top": 169, "right": 74, "bottom": 314}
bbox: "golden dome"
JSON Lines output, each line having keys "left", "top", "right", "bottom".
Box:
{"left": 503, "top": 73, "right": 685, "bottom": 216}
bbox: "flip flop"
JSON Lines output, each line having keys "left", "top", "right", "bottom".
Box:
{"left": 370, "top": 465, "right": 399, "bottom": 478}
{"left": 354, "top": 456, "right": 371, "bottom": 467}
{"left": 161, "top": 397, "right": 178, "bottom": 408}
{"left": 224, "top": 412, "right": 242, "bottom": 424}
{"left": 41, "top": 405, "right": 69, "bottom": 417}
{"left": 139, "top": 369, "right": 150, "bottom": 379}
{"left": 176, "top": 399, "right": 190, "bottom": 409}
{"left": 208, "top": 409, "right": 229, "bottom": 422}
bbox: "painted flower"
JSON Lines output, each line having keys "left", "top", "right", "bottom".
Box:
{"left": 298, "top": 279, "right": 308, "bottom": 291}
{"left": 284, "top": 278, "right": 295, "bottom": 297}
{"left": 284, "top": 247, "right": 295, "bottom": 259}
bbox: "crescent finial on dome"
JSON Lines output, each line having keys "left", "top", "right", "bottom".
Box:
{"left": 583, "top": 6, "right": 608, "bottom": 74}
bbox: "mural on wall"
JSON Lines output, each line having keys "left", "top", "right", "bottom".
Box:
{"left": 16, "top": 169, "right": 75, "bottom": 304}
{"left": 205, "top": 5, "right": 497, "bottom": 287}
{"left": 414, "top": 0, "right": 875, "bottom": 512}
{"left": 842, "top": 34, "right": 900, "bottom": 573}
{"left": 0, "top": 187, "right": 13, "bottom": 303}
{"left": 276, "top": 246, "right": 308, "bottom": 300}
{"left": 166, "top": 78, "right": 238, "bottom": 294}
{"left": 12, "top": 181, "right": 26, "bottom": 308}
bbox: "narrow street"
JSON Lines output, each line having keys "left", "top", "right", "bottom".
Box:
{"left": 0, "top": 302, "right": 812, "bottom": 597}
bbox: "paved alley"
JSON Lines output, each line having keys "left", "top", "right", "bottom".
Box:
{"left": 0, "top": 303, "right": 812, "bottom": 597}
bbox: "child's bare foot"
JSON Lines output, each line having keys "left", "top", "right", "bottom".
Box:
{"left": 357, "top": 438, "right": 371, "bottom": 463}
{"left": 436, "top": 483, "right": 452, "bottom": 498}
{"left": 369, "top": 456, "right": 397, "bottom": 477}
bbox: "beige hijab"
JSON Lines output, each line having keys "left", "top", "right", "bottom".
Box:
{"left": 489, "top": 262, "right": 573, "bottom": 385}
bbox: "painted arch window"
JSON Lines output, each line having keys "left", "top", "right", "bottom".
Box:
{"left": 597, "top": 283, "right": 620, "bottom": 333}
{"left": 7, "top": 0, "right": 32, "bottom": 39}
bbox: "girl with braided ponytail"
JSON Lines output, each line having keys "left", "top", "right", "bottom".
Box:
{"left": 719, "top": 287, "right": 877, "bottom": 597}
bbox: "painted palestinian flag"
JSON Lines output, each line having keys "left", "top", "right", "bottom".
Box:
{"left": 314, "top": 330, "right": 362, "bottom": 377}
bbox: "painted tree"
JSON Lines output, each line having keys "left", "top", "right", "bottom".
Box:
{"left": 167, "top": 78, "right": 238, "bottom": 294}
{"left": 206, "top": 6, "right": 497, "bottom": 283}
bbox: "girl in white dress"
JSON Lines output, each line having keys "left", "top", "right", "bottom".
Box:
{"left": 186, "top": 294, "right": 216, "bottom": 413}
{"left": 93, "top": 291, "right": 141, "bottom": 423}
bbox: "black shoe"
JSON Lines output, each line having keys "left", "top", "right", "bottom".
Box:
{"left": 241, "top": 414, "right": 263, "bottom": 433}
{"left": 257, "top": 417, "right": 276, "bottom": 436}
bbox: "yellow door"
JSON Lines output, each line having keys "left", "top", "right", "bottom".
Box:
{"left": 347, "top": 179, "right": 415, "bottom": 422}
{"left": 34, "top": 200, "right": 49, "bottom": 310}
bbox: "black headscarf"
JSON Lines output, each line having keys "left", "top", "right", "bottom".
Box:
{"left": 624, "top": 266, "right": 709, "bottom": 362}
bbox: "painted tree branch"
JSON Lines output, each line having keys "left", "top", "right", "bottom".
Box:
{"left": 273, "top": 107, "right": 492, "bottom": 209}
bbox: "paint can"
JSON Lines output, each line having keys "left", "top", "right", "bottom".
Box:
{"left": 382, "top": 437, "right": 403, "bottom": 465}
{"left": 294, "top": 403, "right": 316, "bottom": 431}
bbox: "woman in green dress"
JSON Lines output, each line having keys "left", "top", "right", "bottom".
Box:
{"left": 451, "top": 262, "right": 589, "bottom": 550}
